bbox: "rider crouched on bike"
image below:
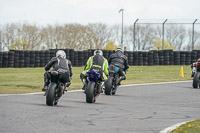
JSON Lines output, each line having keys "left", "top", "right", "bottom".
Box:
{"left": 80, "top": 50, "right": 109, "bottom": 93}
{"left": 191, "top": 58, "right": 200, "bottom": 77}
{"left": 108, "top": 48, "right": 129, "bottom": 85}
{"left": 42, "top": 50, "right": 72, "bottom": 92}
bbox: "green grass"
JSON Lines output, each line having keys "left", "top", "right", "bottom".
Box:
{"left": 0, "top": 66, "right": 192, "bottom": 94}
{"left": 171, "top": 120, "right": 200, "bottom": 133}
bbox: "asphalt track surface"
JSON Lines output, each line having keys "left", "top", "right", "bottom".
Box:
{"left": 0, "top": 81, "right": 200, "bottom": 133}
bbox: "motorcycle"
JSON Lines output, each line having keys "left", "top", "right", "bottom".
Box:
{"left": 85, "top": 69, "right": 102, "bottom": 103}
{"left": 45, "top": 70, "right": 68, "bottom": 106}
{"left": 193, "top": 72, "right": 200, "bottom": 88}
{"left": 104, "top": 65, "right": 120, "bottom": 95}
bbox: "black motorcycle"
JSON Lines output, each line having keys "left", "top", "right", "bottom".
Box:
{"left": 85, "top": 69, "right": 102, "bottom": 103}
{"left": 104, "top": 65, "right": 120, "bottom": 95}
{"left": 45, "top": 70, "right": 67, "bottom": 106}
{"left": 193, "top": 72, "right": 200, "bottom": 88}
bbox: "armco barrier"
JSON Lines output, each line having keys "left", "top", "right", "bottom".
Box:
{"left": 0, "top": 49, "right": 200, "bottom": 68}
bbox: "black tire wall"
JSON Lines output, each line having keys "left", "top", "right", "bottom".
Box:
{"left": 0, "top": 49, "right": 200, "bottom": 68}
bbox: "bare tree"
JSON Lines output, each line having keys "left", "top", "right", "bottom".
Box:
{"left": 165, "top": 24, "right": 186, "bottom": 50}
{"left": 86, "top": 23, "right": 112, "bottom": 49}
{"left": 185, "top": 30, "right": 200, "bottom": 50}
{"left": 134, "top": 24, "right": 157, "bottom": 50}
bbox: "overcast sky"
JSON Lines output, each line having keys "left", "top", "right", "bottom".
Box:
{"left": 0, "top": 0, "right": 200, "bottom": 26}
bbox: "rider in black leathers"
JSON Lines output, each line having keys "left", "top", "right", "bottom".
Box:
{"left": 42, "top": 50, "right": 72, "bottom": 91}
{"left": 108, "top": 48, "right": 129, "bottom": 85}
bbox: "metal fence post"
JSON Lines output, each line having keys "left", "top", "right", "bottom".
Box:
{"left": 162, "top": 19, "right": 167, "bottom": 50}
{"left": 192, "top": 19, "right": 197, "bottom": 50}
{"left": 133, "top": 19, "right": 139, "bottom": 51}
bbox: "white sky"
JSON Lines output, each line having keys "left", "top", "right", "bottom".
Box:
{"left": 0, "top": 0, "right": 200, "bottom": 26}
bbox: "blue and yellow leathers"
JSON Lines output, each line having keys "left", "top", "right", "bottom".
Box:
{"left": 80, "top": 54, "right": 109, "bottom": 91}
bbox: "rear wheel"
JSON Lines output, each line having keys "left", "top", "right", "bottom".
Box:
{"left": 104, "top": 77, "right": 113, "bottom": 95}
{"left": 86, "top": 82, "right": 95, "bottom": 103}
{"left": 46, "top": 83, "right": 56, "bottom": 106}
{"left": 193, "top": 72, "right": 200, "bottom": 88}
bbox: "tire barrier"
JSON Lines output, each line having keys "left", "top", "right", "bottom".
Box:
{"left": 0, "top": 49, "right": 200, "bottom": 68}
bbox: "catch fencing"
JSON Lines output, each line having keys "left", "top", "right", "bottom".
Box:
{"left": 0, "top": 49, "right": 200, "bottom": 68}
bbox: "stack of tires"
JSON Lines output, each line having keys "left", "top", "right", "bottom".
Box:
{"left": 153, "top": 51, "right": 159, "bottom": 65}
{"left": 39, "top": 51, "right": 45, "bottom": 67}
{"left": 158, "top": 50, "right": 164, "bottom": 65}
{"left": 163, "top": 50, "right": 170, "bottom": 65}
{"left": 69, "top": 49, "right": 74, "bottom": 65}
{"left": 19, "top": 51, "right": 24, "bottom": 68}
{"left": 83, "top": 50, "right": 89, "bottom": 66}
{"left": 74, "top": 51, "right": 78, "bottom": 67}
{"left": 143, "top": 51, "right": 148, "bottom": 66}
{"left": 24, "top": 51, "right": 30, "bottom": 67}
{"left": 29, "top": 51, "right": 35, "bottom": 67}
{"left": 191, "top": 51, "right": 197, "bottom": 64}
{"left": 44, "top": 50, "right": 50, "bottom": 65}
{"left": 8, "top": 51, "right": 15, "bottom": 67}
{"left": 148, "top": 51, "right": 153, "bottom": 66}
{"left": 64, "top": 49, "right": 70, "bottom": 59}
{"left": 185, "top": 51, "right": 191, "bottom": 65}
{"left": 197, "top": 50, "right": 200, "bottom": 59}
{"left": 12, "top": 50, "right": 19, "bottom": 68}
{"left": 0, "top": 52, "right": 2, "bottom": 68}
{"left": 78, "top": 51, "right": 84, "bottom": 66}
{"left": 138, "top": 51, "right": 143, "bottom": 66}
{"left": 108, "top": 50, "right": 114, "bottom": 59}
{"left": 2, "top": 52, "right": 8, "bottom": 68}
{"left": 87, "top": 49, "right": 93, "bottom": 58}
{"left": 133, "top": 51, "right": 138, "bottom": 66}
{"left": 169, "top": 50, "right": 174, "bottom": 65}
{"left": 180, "top": 51, "right": 186, "bottom": 65}
{"left": 35, "top": 51, "right": 40, "bottom": 67}
{"left": 173, "top": 51, "right": 180, "bottom": 65}
{"left": 103, "top": 50, "right": 109, "bottom": 59}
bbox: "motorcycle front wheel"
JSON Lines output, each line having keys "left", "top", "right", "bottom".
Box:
{"left": 193, "top": 72, "right": 200, "bottom": 88}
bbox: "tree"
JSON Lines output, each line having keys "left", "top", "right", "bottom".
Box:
{"left": 86, "top": 23, "right": 112, "bottom": 49}
{"left": 165, "top": 24, "right": 186, "bottom": 50}
{"left": 153, "top": 39, "right": 174, "bottom": 50}
{"left": 104, "top": 40, "right": 117, "bottom": 50}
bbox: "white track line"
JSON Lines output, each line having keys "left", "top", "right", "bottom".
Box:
{"left": 0, "top": 80, "right": 192, "bottom": 97}
{"left": 120, "top": 80, "right": 192, "bottom": 88}
{"left": 160, "top": 120, "right": 193, "bottom": 133}
{"left": 0, "top": 90, "right": 84, "bottom": 97}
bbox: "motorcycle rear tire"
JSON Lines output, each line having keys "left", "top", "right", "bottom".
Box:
{"left": 104, "top": 77, "right": 113, "bottom": 95}
{"left": 46, "top": 83, "right": 56, "bottom": 106}
{"left": 86, "top": 81, "right": 95, "bottom": 103}
{"left": 193, "top": 72, "right": 200, "bottom": 88}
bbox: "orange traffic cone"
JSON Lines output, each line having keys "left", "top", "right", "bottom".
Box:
{"left": 180, "top": 66, "right": 184, "bottom": 77}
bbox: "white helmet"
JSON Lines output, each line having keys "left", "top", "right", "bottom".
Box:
{"left": 94, "top": 50, "right": 103, "bottom": 56}
{"left": 56, "top": 50, "right": 66, "bottom": 59}
{"left": 115, "top": 47, "right": 123, "bottom": 53}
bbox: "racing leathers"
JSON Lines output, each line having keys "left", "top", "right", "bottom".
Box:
{"left": 43, "top": 56, "right": 72, "bottom": 91}
{"left": 108, "top": 52, "right": 129, "bottom": 84}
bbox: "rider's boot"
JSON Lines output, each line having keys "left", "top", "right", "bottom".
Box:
{"left": 42, "top": 86, "right": 47, "bottom": 92}
{"left": 82, "top": 79, "right": 87, "bottom": 93}
{"left": 191, "top": 72, "right": 195, "bottom": 77}
{"left": 118, "top": 76, "right": 126, "bottom": 85}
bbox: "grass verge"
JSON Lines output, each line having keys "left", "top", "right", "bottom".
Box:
{"left": 0, "top": 65, "right": 192, "bottom": 94}
{"left": 171, "top": 119, "right": 200, "bottom": 133}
